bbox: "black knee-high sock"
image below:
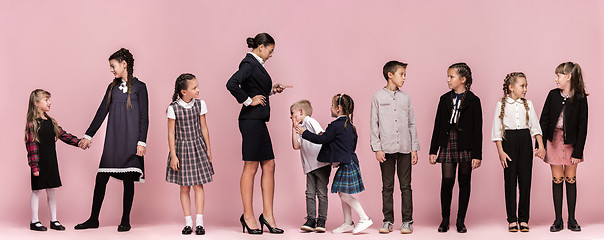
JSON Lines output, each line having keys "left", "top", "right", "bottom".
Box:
{"left": 566, "top": 180, "right": 577, "bottom": 220}
{"left": 121, "top": 179, "right": 135, "bottom": 225}
{"left": 552, "top": 181, "right": 563, "bottom": 221}
{"left": 457, "top": 173, "right": 471, "bottom": 224}
{"left": 90, "top": 173, "right": 110, "bottom": 222}
{"left": 440, "top": 177, "right": 455, "bottom": 221}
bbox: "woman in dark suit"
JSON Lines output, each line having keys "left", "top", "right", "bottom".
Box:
{"left": 226, "top": 33, "right": 290, "bottom": 234}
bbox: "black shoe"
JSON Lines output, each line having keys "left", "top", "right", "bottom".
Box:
{"left": 568, "top": 219, "right": 581, "bottom": 232}
{"left": 550, "top": 219, "right": 563, "bottom": 232}
{"left": 259, "top": 214, "right": 284, "bottom": 234}
{"left": 117, "top": 224, "right": 131, "bottom": 232}
{"left": 508, "top": 222, "right": 518, "bottom": 232}
{"left": 456, "top": 222, "right": 467, "bottom": 233}
{"left": 30, "top": 222, "right": 47, "bottom": 231}
{"left": 74, "top": 220, "right": 99, "bottom": 230}
{"left": 519, "top": 222, "right": 529, "bottom": 232}
{"left": 196, "top": 226, "right": 205, "bottom": 235}
{"left": 300, "top": 218, "right": 316, "bottom": 232}
{"left": 315, "top": 218, "right": 326, "bottom": 233}
{"left": 182, "top": 226, "right": 192, "bottom": 235}
{"left": 50, "top": 221, "right": 65, "bottom": 231}
{"left": 240, "top": 214, "right": 262, "bottom": 234}
{"left": 437, "top": 219, "right": 449, "bottom": 232}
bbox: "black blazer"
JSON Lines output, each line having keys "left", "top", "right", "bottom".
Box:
{"left": 226, "top": 53, "right": 273, "bottom": 122}
{"left": 539, "top": 88, "right": 588, "bottom": 159}
{"left": 429, "top": 90, "right": 483, "bottom": 160}
{"left": 302, "top": 117, "right": 359, "bottom": 164}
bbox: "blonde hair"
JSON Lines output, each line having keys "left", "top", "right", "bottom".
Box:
{"left": 290, "top": 100, "right": 313, "bottom": 117}
{"left": 499, "top": 72, "right": 530, "bottom": 139}
{"left": 25, "top": 89, "right": 60, "bottom": 142}
{"left": 555, "top": 62, "right": 588, "bottom": 102}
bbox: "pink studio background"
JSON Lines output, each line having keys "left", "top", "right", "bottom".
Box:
{"left": 1, "top": 0, "right": 603, "bottom": 233}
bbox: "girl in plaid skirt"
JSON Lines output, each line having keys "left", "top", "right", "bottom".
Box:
{"left": 429, "top": 63, "right": 483, "bottom": 233}
{"left": 166, "top": 73, "right": 214, "bottom": 235}
{"left": 297, "top": 94, "right": 373, "bottom": 234}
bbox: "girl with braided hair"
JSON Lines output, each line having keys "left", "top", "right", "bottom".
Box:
{"left": 491, "top": 72, "right": 545, "bottom": 232}
{"left": 296, "top": 94, "right": 373, "bottom": 234}
{"left": 539, "top": 62, "right": 588, "bottom": 232}
{"left": 165, "top": 73, "right": 214, "bottom": 235}
{"left": 75, "top": 48, "right": 149, "bottom": 232}
{"left": 429, "top": 63, "right": 482, "bottom": 233}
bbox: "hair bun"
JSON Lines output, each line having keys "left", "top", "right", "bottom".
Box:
{"left": 246, "top": 37, "right": 256, "bottom": 48}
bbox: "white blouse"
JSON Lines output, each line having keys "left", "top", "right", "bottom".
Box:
{"left": 167, "top": 98, "right": 208, "bottom": 119}
{"left": 491, "top": 97, "right": 542, "bottom": 141}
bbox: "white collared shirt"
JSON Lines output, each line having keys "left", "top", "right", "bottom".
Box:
{"left": 491, "top": 97, "right": 542, "bottom": 141}
{"left": 242, "top": 52, "right": 266, "bottom": 106}
{"left": 166, "top": 98, "right": 207, "bottom": 119}
{"left": 297, "top": 116, "right": 330, "bottom": 174}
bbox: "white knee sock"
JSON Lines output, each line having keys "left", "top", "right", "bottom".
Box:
{"left": 185, "top": 216, "right": 193, "bottom": 227}
{"left": 196, "top": 214, "right": 203, "bottom": 227}
{"left": 31, "top": 190, "right": 41, "bottom": 223}
{"left": 47, "top": 188, "right": 57, "bottom": 222}
{"left": 339, "top": 192, "right": 369, "bottom": 220}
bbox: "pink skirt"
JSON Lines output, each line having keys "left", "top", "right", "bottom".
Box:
{"left": 544, "top": 129, "right": 583, "bottom": 165}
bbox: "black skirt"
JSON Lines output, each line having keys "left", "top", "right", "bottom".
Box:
{"left": 238, "top": 119, "right": 274, "bottom": 161}
{"left": 31, "top": 119, "right": 62, "bottom": 190}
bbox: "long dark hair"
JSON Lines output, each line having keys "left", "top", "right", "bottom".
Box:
{"left": 333, "top": 93, "right": 356, "bottom": 134}
{"left": 107, "top": 48, "right": 135, "bottom": 109}
{"left": 172, "top": 73, "right": 196, "bottom": 102}
{"left": 246, "top": 33, "right": 275, "bottom": 49}
{"left": 448, "top": 62, "right": 473, "bottom": 130}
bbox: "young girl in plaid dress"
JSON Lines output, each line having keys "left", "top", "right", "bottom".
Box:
{"left": 166, "top": 73, "right": 214, "bottom": 235}
{"left": 429, "top": 63, "right": 482, "bottom": 233}
{"left": 296, "top": 94, "right": 373, "bottom": 234}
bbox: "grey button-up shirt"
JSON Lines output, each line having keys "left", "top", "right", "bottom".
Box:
{"left": 370, "top": 88, "right": 420, "bottom": 154}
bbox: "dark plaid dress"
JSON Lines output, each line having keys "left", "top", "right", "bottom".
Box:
{"left": 166, "top": 99, "right": 214, "bottom": 186}
{"left": 331, "top": 160, "right": 365, "bottom": 194}
{"left": 436, "top": 127, "right": 472, "bottom": 163}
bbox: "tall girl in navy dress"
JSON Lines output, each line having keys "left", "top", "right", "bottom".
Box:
{"left": 25, "top": 89, "right": 84, "bottom": 231}
{"left": 296, "top": 94, "right": 373, "bottom": 235}
{"left": 75, "top": 48, "right": 149, "bottom": 232}
{"left": 491, "top": 72, "right": 545, "bottom": 232}
{"left": 166, "top": 73, "right": 214, "bottom": 235}
{"left": 539, "top": 62, "right": 588, "bottom": 232}
{"left": 226, "top": 33, "right": 290, "bottom": 234}
{"left": 429, "top": 63, "right": 482, "bottom": 233}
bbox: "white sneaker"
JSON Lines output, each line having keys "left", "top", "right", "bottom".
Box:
{"left": 332, "top": 222, "right": 355, "bottom": 233}
{"left": 400, "top": 221, "right": 413, "bottom": 234}
{"left": 379, "top": 221, "right": 393, "bottom": 233}
{"left": 352, "top": 218, "right": 373, "bottom": 234}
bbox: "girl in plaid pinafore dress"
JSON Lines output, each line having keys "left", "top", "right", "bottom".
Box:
{"left": 166, "top": 74, "right": 214, "bottom": 235}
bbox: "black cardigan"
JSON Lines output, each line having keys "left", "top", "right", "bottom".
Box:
{"left": 539, "top": 88, "right": 588, "bottom": 159}
{"left": 429, "top": 90, "right": 483, "bottom": 160}
{"left": 226, "top": 53, "right": 273, "bottom": 122}
{"left": 302, "top": 117, "right": 359, "bottom": 164}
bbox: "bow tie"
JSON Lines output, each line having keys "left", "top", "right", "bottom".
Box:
{"left": 118, "top": 82, "right": 128, "bottom": 93}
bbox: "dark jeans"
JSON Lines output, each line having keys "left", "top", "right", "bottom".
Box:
{"left": 380, "top": 153, "right": 413, "bottom": 223}
{"left": 502, "top": 129, "right": 533, "bottom": 223}
{"left": 306, "top": 165, "right": 331, "bottom": 220}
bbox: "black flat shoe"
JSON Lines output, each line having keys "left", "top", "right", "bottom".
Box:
{"left": 437, "top": 220, "right": 449, "bottom": 232}
{"left": 50, "top": 221, "right": 66, "bottom": 231}
{"left": 196, "top": 225, "right": 205, "bottom": 235}
{"left": 549, "top": 219, "right": 563, "bottom": 232}
{"left": 259, "top": 214, "right": 284, "bottom": 234}
{"left": 568, "top": 219, "right": 581, "bottom": 232}
{"left": 508, "top": 222, "right": 518, "bottom": 232}
{"left": 182, "top": 226, "right": 192, "bottom": 235}
{"left": 74, "top": 220, "right": 99, "bottom": 230}
{"left": 519, "top": 222, "right": 529, "bottom": 232}
{"left": 240, "top": 214, "right": 262, "bottom": 234}
{"left": 30, "top": 222, "right": 47, "bottom": 231}
{"left": 117, "top": 224, "right": 131, "bottom": 232}
{"left": 456, "top": 223, "right": 467, "bottom": 233}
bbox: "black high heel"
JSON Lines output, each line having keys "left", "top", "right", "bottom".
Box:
{"left": 240, "top": 214, "right": 262, "bottom": 234}
{"left": 259, "top": 214, "right": 284, "bottom": 234}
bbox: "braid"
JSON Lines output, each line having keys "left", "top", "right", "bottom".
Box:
{"left": 500, "top": 73, "right": 513, "bottom": 139}
{"left": 455, "top": 87, "right": 468, "bottom": 131}
{"left": 173, "top": 73, "right": 196, "bottom": 102}
{"left": 448, "top": 63, "right": 473, "bottom": 131}
{"left": 107, "top": 48, "right": 135, "bottom": 109}
{"left": 522, "top": 98, "right": 530, "bottom": 125}
{"left": 335, "top": 94, "right": 356, "bottom": 135}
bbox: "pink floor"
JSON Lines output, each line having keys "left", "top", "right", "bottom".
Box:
{"left": 2, "top": 223, "right": 603, "bottom": 240}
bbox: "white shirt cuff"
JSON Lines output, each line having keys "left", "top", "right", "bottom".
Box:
{"left": 137, "top": 141, "right": 146, "bottom": 147}
{"left": 83, "top": 135, "right": 92, "bottom": 140}
{"left": 243, "top": 97, "right": 252, "bottom": 106}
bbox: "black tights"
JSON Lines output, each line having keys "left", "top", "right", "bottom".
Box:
{"left": 88, "top": 172, "right": 136, "bottom": 225}
{"left": 440, "top": 162, "right": 472, "bottom": 224}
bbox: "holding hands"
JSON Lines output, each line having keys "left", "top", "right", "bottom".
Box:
{"left": 78, "top": 138, "right": 91, "bottom": 150}
{"left": 534, "top": 147, "right": 546, "bottom": 160}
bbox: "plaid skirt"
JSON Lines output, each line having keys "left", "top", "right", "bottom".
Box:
{"left": 331, "top": 161, "right": 365, "bottom": 194}
{"left": 166, "top": 136, "right": 214, "bottom": 186}
{"left": 436, "top": 129, "right": 472, "bottom": 163}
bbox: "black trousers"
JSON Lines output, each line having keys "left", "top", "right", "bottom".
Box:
{"left": 501, "top": 129, "right": 533, "bottom": 223}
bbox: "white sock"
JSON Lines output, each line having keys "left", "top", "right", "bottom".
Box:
{"left": 47, "top": 189, "right": 57, "bottom": 222}
{"left": 185, "top": 216, "right": 193, "bottom": 227}
{"left": 31, "top": 190, "right": 41, "bottom": 223}
{"left": 338, "top": 193, "right": 353, "bottom": 224}
{"left": 339, "top": 192, "right": 369, "bottom": 220}
{"left": 196, "top": 214, "right": 203, "bottom": 227}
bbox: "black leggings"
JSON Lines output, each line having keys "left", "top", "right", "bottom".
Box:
{"left": 89, "top": 172, "right": 136, "bottom": 225}
{"left": 440, "top": 162, "right": 472, "bottom": 224}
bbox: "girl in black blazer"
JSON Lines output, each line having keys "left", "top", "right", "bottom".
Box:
{"left": 226, "top": 33, "right": 290, "bottom": 234}
{"left": 540, "top": 62, "right": 588, "bottom": 232}
{"left": 429, "top": 63, "right": 482, "bottom": 233}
